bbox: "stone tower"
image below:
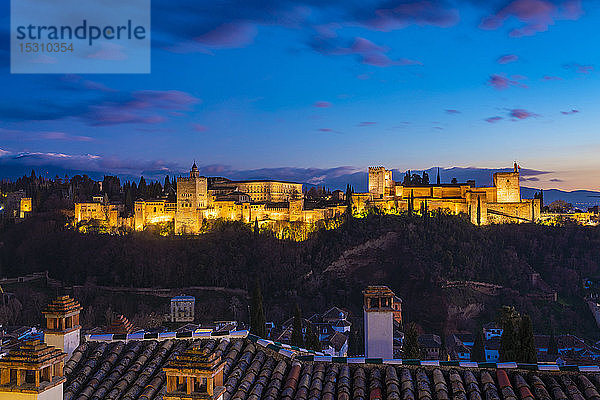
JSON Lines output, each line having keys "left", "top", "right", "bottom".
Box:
{"left": 493, "top": 162, "right": 521, "bottom": 203}
{"left": 175, "top": 162, "right": 208, "bottom": 234}
{"left": 368, "top": 167, "right": 394, "bottom": 199}
{"left": 42, "top": 295, "right": 82, "bottom": 359}
{"left": 0, "top": 339, "right": 67, "bottom": 400}
{"left": 364, "top": 285, "right": 396, "bottom": 359}
{"left": 163, "top": 342, "right": 225, "bottom": 400}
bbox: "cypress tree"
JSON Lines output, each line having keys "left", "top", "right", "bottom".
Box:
{"left": 519, "top": 314, "right": 537, "bottom": 363}
{"left": 548, "top": 328, "right": 559, "bottom": 355}
{"left": 499, "top": 306, "right": 520, "bottom": 362}
{"left": 254, "top": 218, "right": 259, "bottom": 236}
{"left": 403, "top": 322, "right": 420, "bottom": 359}
{"left": 250, "top": 280, "right": 266, "bottom": 338}
{"left": 291, "top": 304, "right": 304, "bottom": 347}
{"left": 439, "top": 332, "right": 448, "bottom": 361}
{"left": 436, "top": 168, "right": 441, "bottom": 185}
{"left": 305, "top": 325, "right": 321, "bottom": 351}
{"left": 477, "top": 196, "right": 481, "bottom": 226}
{"left": 471, "top": 326, "right": 486, "bottom": 362}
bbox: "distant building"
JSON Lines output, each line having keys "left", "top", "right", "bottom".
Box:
{"left": 483, "top": 322, "right": 503, "bottom": 340}
{"left": 355, "top": 162, "right": 542, "bottom": 225}
{"left": 74, "top": 163, "right": 347, "bottom": 234}
{"left": 364, "top": 285, "right": 397, "bottom": 359}
{"left": 170, "top": 295, "right": 195, "bottom": 323}
{"left": 418, "top": 334, "right": 442, "bottom": 360}
{"left": 278, "top": 306, "right": 351, "bottom": 357}
{"left": 0, "top": 190, "right": 32, "bottom": 220}
{"left": 446, "top": 334, "right": 471, "bottom": 361}
{"left": 484, "top": 337, "right": 501, "bottom": 362}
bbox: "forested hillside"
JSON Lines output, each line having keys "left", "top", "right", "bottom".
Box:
{"left": 1, "top": 211, "right": 599, "bottom": 338}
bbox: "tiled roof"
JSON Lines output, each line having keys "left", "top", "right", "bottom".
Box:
{"left": 64, "top": 334, "right": 600, "bottom": 400}
{"left": 105, "top": 315, "right": 135, "bottom": 334}
{"left": 42, "top": 295, "right": 82, "bottom": 316}
{"left": 0, "top": 339, "right": 66, "bottom": 368}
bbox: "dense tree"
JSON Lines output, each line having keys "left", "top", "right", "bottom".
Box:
{"left": 305, "top": 326, "right": 321, "bottom": 351}
{"left": 548, "top": 328, "right": 559, "bottom": 355}
{"left": 499, "top": 306, "right": 520, "bottom": 362}
{"left": 403, "top": 322, "right": 420, "bottom": 359}
{"left": 250, "top": 280, "right": 266, "bottom": 338}
{"left": 519, "top": 314, "right": 537, "bottom": 363}
{"left": 291, "top": 304, "right": 304, "bottom": 347}
{"left": 471, "top": 326, "right": 486, "bottom": 362}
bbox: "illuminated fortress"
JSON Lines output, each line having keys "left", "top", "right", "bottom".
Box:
{"left": 75, "top": 163, "right": 346, "bottom": 234}
{"left": 74, "top": 162, "right": 541, "bottom": 233}
{"left": 353, "top": 162, "right": 541, "bottom": 224}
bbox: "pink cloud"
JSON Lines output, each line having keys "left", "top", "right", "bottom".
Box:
{"left": 87, "top": 42, "right": 127, "bottom": 60}
{"left": 485, "top": 116, "right": 503, "bottom": 123}
{"left": 479, "top": 0, "right": 582, "bottom": 37}
{"left": 497, "top": 54, "right": 519, "bottom": 64}
{"left": 364, "top": 1, "right": 459, "bottom": 30}
{"left": 310, "top": 36, "right": 421, "bottom": 68}
{"left": 488, "top": 73, "right": 527, "bottom": 89}
{"left": 543, "top": 75, "right": 563, "bottom": 80}
{"left": 60, "top": 75, "right": 117, "bottom": 93}
{"left": 563, "top": 63, "right": 594, "bottom": 74}
{"left": 314, "top": 101, "right": 332, "bottom": 108}
{"left": 195, "top": 22, "right": 257, "bottom": 48}
{"left": 397, "top": 58, "right": 423, "bottom": 66}
{"left": 561, "top": 109, "right": 579, "bottom": 115}
{"left": 192, "top": 124, "right": 208, "bottom": 132}
{"left": 358, "top": 121, "right": 377, "bottom": 126}
{"left": 84, "top": 90, "right": 199, "bottom": 126}
{"left": 319, "top": 128, "right": 333, "bottom": 132}
{"left": 445, "top": 109, "right": 461, "bottom": 114}
{"left": 509, "top": 108, "right": 538, "bottom": 119}
{"left": 39, "top": 131, "right": 93, "bottom": 142}
{"left": 0, "top": 128, "right": 93, "bottom": 142}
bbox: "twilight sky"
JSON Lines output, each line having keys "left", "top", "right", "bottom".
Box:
{"left": 0, "top": 0, "right": 599, "bottom": 191}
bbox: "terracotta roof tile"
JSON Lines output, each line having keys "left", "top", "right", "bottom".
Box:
{"left": 63, "top": 337, "right": 600, "bottom": 400}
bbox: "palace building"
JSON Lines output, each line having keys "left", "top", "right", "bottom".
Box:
{"left": 74, "top": 163, "right": 346, "bottom": 234}
{"left": 354, "top": 162, "right": 541, "bottom": 225}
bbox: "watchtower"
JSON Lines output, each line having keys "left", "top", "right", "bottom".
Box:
{"left": 42, "top": 295, "right": 82, "bottom": 358}
{"left": 364, "top": 285, "right": 397, "bottom": 359}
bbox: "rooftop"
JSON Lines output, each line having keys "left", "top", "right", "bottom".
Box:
{"left": 42, "top": 295, "right": 82, "bottom": 316}
{"left": 61, "top": 331, "right": 600, "bottom": 400}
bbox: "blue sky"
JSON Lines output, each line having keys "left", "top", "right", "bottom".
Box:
{"left": 0, "top": 0, "right": 599, "bottom": 190}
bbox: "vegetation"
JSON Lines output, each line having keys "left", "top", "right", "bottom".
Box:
{"left": 403, "top": 322, "right": 420, "bottom": 358}
{"left": 291, "top": 304, "right": 303, "bottom": 347}
{"left": 2, "top": 207, "right": 600, "bottom": 341}
{"left": 499, "top": 306, "right": 537, "bottom": 363}
{"left": 250, "top": 280, "right": 266, "bottom": 338}
{"left": 471, "top": 326, "right": 486, "bottom": 362}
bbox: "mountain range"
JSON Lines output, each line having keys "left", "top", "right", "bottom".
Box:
{"left": 1, "top": 160, "right": 598, "bottom": 209}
